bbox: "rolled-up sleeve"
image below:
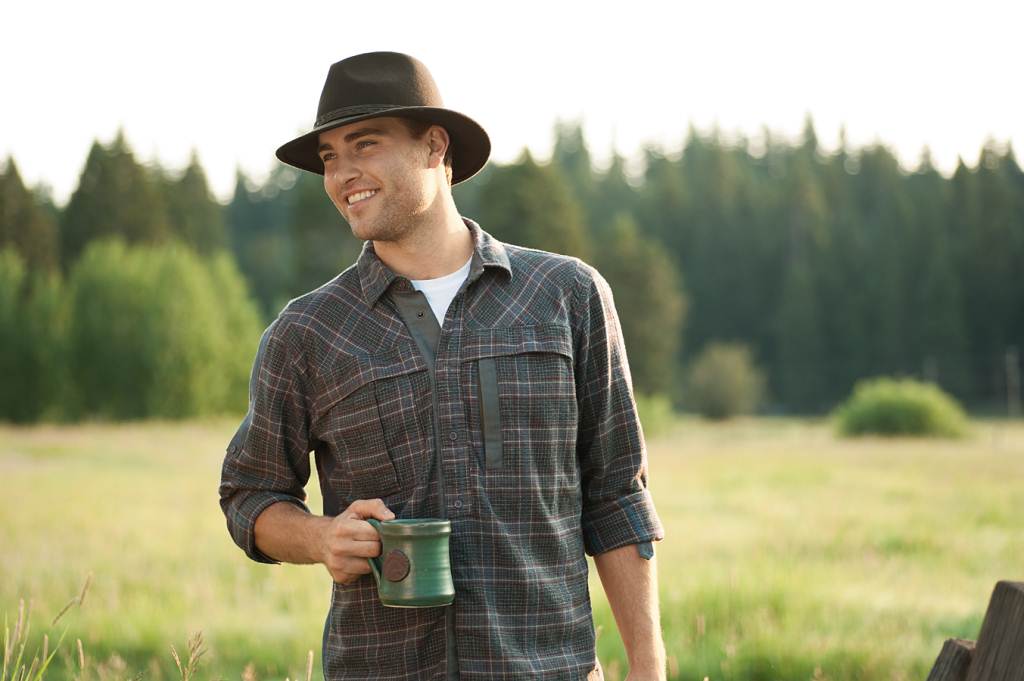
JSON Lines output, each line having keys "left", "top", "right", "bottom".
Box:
{"left": 572, "top": 260, "right": 665, "bottom": 556}
{"left": 219, "top": 317, "right": 312, "bottom": 564}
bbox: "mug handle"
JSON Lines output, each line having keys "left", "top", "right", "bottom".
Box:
{"left": 366, "top": 518, "right": 383, "bottom": 586}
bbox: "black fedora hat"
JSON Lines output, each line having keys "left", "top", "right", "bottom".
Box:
{"left": 275, "top": 51, "right": 490, "bottom": 185}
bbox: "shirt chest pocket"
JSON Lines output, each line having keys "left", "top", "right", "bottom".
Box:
{"left": 460, "top": 322, "right": 578, "bottom": 471}
{"left": 314, "top": 343, "right": 431, "bottom": 509}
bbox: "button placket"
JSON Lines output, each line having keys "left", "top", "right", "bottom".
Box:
{"left": 435, "top": 308, "right": 471, "bottom": 516}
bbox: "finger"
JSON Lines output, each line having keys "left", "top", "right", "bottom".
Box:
{"left": 331, "top": 570, "right": 360, "bottom": 585}
{"left": 324, "top": 537, "right": 381, "bottom": 558}
{"left": 329, "top": 555, "right": 373, "bottom": 577}
{"left": 344, "top": 537, "right": 384, "bottom": 558}
{"left": 324, "top": 561, "right": 355, "bottom": 584}
{"left": 329, "top": 517, "right": 384, "bottom": 542}
{"left": 343, "top": 498, "right": 396, "bottom": 521}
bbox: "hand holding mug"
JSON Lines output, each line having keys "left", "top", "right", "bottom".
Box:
{"left": 319, "top": 498, "right": 395, "bottom": 585}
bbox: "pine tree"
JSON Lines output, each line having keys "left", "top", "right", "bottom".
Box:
{"left": 225, "top": 168, "right": 293, "bottom": 318}
{"left": 590, "top": 150, "right": 640, "bottom": 233}
{"left": 164, "top": 149, "right": 227, "bottom": 254}
{"left": 954, "top": 140, "right": 1023, "bottom": 405}
{"left": 60, "top": 129, "right": 171, "bottom": 267}
{"left": 904, "top": 149, "right": 970, "bottom": 396}
{"left": 772, "top": 146, "right": 830, "bottom": 411}
{"left": 286, "top": 167, "right": 363, "bottom": 296}
{"left": 854, "top": 145, "right": 913, "bottom": 378}
{"left": 0, "top": 157, "right": 60, "bottom": 271}
{"left": 816, "top": 132, "right": 870, "bottom": 399}
{"left": 1003, "top": 145, "right": 1024, "bottom": 359}
{"left": 550, "top": 119, "right": 598, "bottom": 223}
{"left": 592, "top": 213, "right": 687, "bottom": 399}
{"left": 475, "top": 150, "right": 590, "bottom": 261}
{"left": 451, "top": 163, "right": 493, "bottom": 222}
{"left": 636, "top": 145, "right": 688, "bottom": 274}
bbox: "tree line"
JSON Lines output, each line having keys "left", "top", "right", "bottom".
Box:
{"left": 1, "top": 119, "right": 1021, "bottom": 421}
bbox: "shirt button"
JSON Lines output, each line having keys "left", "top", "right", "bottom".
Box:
{"left": 448, "top": 430, "right": 458, "bottom": 441}
{"left": 453, "top": 499, "right": 463, "bottom": 509}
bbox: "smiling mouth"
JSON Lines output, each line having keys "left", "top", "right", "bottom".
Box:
{"left": 347, "top": 189, "right": 379, "bottom": 206}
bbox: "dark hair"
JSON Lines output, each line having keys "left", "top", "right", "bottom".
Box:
{"left": 398, "top": 117, "right": 454, "bottom": 186}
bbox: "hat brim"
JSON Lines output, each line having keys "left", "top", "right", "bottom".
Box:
{"left": 275, "top": 106, "right": 491, "bottom": 185}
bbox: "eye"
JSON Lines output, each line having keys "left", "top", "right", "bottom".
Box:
{"left": 320, "top": 151, "right": 335, "bottom": 163}
{"left": 356, "top": 140, "right": 376, "bottom": 150}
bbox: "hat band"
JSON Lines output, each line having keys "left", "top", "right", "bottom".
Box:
{"left": 315, "top": 103, "right": 408, "bottom": 128}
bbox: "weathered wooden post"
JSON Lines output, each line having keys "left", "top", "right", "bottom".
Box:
{"left": 926, "top": 640, "right": 975, "bottom": 681}
{"left": 926, "top": 581, "right": 1024, "bottom": 681}
{"left": 966, "top": 581, "right": 1024, "bottom": 681}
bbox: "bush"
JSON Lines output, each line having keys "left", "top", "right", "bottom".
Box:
{"left": 634, "top": 391, "right": 676, "bottom": 438}
{"left": 17, "top": 269, "right": 70, "bottom": 421}
{"left": 0, "top": 249, "right": 28, "bottom": 420}
{"left": 685, "top": 342, "right": 766, "bottom": 420}
{"left": 206, "top": 251, "right": 265, "bottom": 414}
{"left": 832, "top": 376, "right": 969, "bottom": 438}
{"left": 0, "top": 249, "right": 69, "bottom": 423}
{"left": 66, "top": 238, "right": 262, "bottom": 420}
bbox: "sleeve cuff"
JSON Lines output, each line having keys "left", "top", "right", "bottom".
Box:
{"left": 223, "top": 490, "right": 311, "bottom": 564}
{"left": 581, "top": 488, "right": 664, "bottom": 556}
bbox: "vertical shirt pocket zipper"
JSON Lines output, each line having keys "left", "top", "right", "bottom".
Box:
{"left": 477, "top": 357, "right": 503, "bottom": 470}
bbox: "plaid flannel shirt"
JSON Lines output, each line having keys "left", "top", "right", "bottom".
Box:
{"left": 219, "top": 217, "right": 664, "bottom": 680}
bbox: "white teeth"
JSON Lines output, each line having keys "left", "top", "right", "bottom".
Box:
{"left": 347, "top": 190, "right": 378, "bottom": 205}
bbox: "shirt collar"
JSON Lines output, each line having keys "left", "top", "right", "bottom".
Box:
{"left": 356, "top": 216, "right": 512, "bottom": 309}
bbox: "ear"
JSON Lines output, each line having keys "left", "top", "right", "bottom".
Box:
{"left": 426, "top": 125, "right": 450, "bottom": 169}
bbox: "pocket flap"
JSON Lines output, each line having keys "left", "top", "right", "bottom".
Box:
{"left": 461, "top": 322, "right": 574, "bottom": 362}
{"left": 315, "top": 342, "right": 428, "bottom": 416}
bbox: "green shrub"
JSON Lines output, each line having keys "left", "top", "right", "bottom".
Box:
{"left": 206, "top": 251, "right": 265, "bottom": 414}
{"left": 0, "top": 249, "right": 28, "bottom": 420}
{"left": 67, "top": 238, "right": 262, "bottom": 420}
{"left": 684, "top": 341, "right": 766, "bottom": 420}
{"left": 0, "top": 250, "right": 70, "bottom": 423}
{"left": 68, "top": 238, "right": 155, "bottom": 418}
{"left": 832, "top": 376, "right": 969, "bottom": 438}
{"left": 17, "top": 269, "right": 70, "bottom": 421}
{"left": 634, "top": 391, "right": 676, "bottom": 438}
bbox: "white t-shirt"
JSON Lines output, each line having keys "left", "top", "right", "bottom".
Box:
{"left": 410, "top": 253, "right": 473, "bottom": 325}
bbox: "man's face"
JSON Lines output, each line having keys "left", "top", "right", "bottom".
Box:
{"left": 318, "top": 116, "right": 442, "bottom": 242}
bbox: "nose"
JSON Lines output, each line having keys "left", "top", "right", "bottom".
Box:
{"left": 326, "top": 156, "right": 361, "bottom": 194}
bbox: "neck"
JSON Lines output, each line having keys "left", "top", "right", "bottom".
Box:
{"left": 373, "top": 192, "right": 473, "bottom": 280}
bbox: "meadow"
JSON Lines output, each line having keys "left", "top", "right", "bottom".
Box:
{"left": 2, "top": 416, "right": 1022, "bottom": 681}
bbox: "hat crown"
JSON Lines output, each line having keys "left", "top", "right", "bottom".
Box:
{"left": 316, "top": 52, "right": 444, "bottom": 128}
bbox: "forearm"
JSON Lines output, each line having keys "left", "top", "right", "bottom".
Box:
{"left": 594, "top": 543, "right": 666, "bottom": 680}
{"left": 253, "top": 500, "right": 331, "bottom": 564}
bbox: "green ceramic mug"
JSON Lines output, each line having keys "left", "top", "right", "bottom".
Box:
{"left": 366, "top": 518, "right": 455, "bottom": 608}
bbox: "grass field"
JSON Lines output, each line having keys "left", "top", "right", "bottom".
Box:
{"left": 2, "top": 416, "right": 1022, "bottom": 680}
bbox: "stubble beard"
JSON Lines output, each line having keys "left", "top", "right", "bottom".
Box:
{"left": 347, "top": 182, "right": 433, "bottom": 246}
{"left": 348, "top": 212, "right": 407, "bottom": 243}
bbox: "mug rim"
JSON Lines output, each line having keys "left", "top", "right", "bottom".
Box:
{"left": 377, "top": 518, "right": 452, "bottom": 536}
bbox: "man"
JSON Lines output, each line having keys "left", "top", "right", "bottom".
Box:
{"left": 219, "top": 51, "right": 666, "bottom": 680}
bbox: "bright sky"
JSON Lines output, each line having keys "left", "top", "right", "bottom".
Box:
{"left": 3, "top": 0, "right": 1021, "bottom": 206}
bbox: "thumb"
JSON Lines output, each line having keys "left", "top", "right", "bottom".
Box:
{"left": 342, "top": 498, "right": 396, "bottom": 521}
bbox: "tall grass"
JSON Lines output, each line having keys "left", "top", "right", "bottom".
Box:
{"left": 3, "top": 576, "right": 89, "bottom": 681}
{"left": 3, "top": 575, "right": 315, "bottom": 681}
{"left": 2, "top": 416, "right": 1022, "bottom": 680}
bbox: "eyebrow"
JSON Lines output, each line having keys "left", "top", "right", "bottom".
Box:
{"left": 317, "top": 127, "right": 388, "bottom": 154}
